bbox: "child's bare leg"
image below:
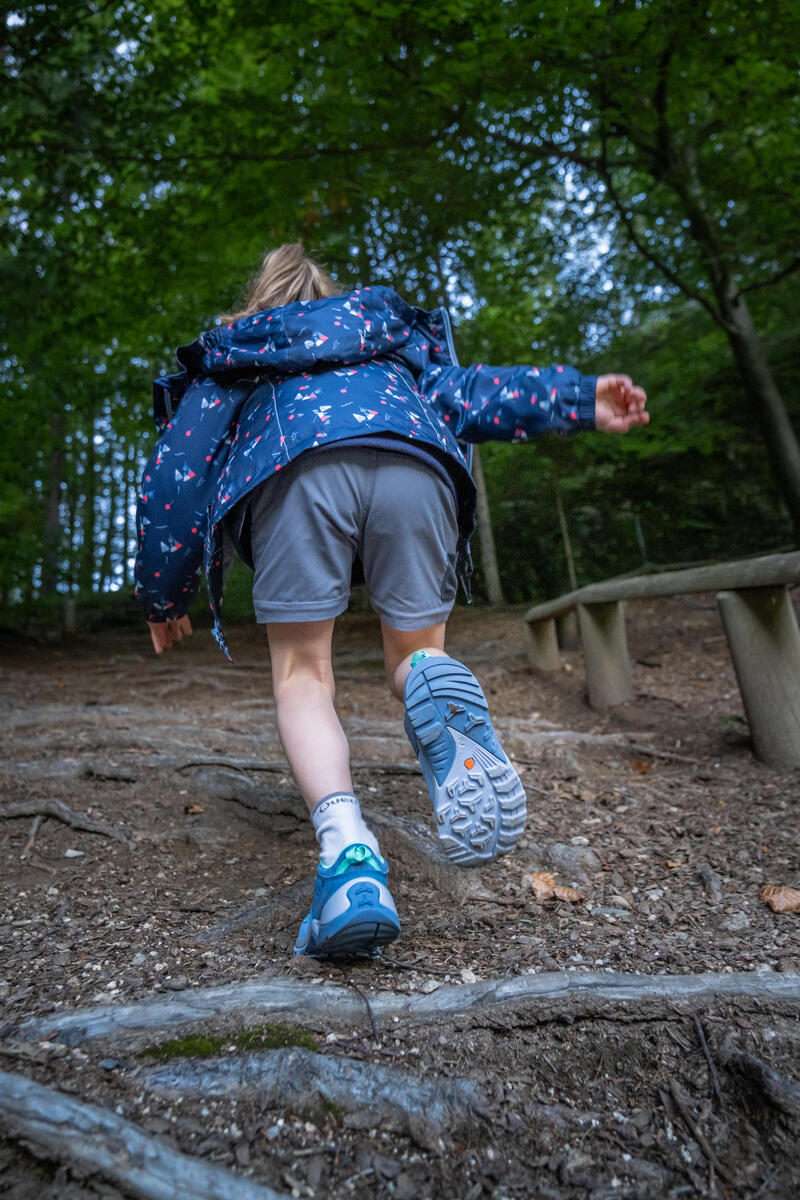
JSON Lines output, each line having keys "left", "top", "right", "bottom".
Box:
{"left": 381, "top": 621, "right": 448, "bottom": 701}
{"left": 267, "top": 619, "right": 352, "bottom": 810}
{"left": 267, "top": 618, "right": 381, "bottom": 867}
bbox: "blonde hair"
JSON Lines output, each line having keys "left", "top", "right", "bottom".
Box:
{"left": 219, "top": 242, "right": 341, "bottom": 322}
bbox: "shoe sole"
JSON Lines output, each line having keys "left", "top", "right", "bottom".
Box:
{"left": 405, "top": 658, "right": 526, "bottom": 865}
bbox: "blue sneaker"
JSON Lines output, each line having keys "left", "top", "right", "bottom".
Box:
{"left": 404, "top": 655, "right": 526, "bottom": 865}
{"left": 293, "top": 844, "right": 401, "bottom": 958}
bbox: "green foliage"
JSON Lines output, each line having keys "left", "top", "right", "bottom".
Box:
{"left": 2, "top": 0, "right": 798, "bottom": 617}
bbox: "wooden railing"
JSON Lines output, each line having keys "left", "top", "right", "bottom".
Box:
{"left": 523, "top": 552, "right": 800, "bottom": 769}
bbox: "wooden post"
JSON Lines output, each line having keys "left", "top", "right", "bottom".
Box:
{"left": 716, "top": 587, "right": 800, "bottom": 768}
{"left": 525, "top": 617, "right": 561, "bottom": 671}
{"left": 556, "top": 610, "right": 580, "bottom": 649}
{"left": 578, "top": 601, "right": 633, "bottom": 708}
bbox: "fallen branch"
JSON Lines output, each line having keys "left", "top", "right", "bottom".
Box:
{"left": 20, "top": 814, "right": 43, "bottom": 860}
{"left": 693, "top": 1015, "right": 723, "bottom": 1106}
{"left": 0, "top": 798, "right": 129, "bottom": 843}
{"left": 15, "top": 971, "right": 800, "bottom": 1048}
{"left": 667, "top": 1079, "right": 738, "bottom": 1188}
{"left": 345, "top": 980, "right": 381, "bottom": 1045}
{"left": 625, "top": 742, "right": 705, "bottom": 766}
{"left": 0, "top": 1069, "right": 290, "bottom": 1200}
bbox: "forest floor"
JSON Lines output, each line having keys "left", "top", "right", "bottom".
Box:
{"left": 1, "top": 597, "right": 799, "bottom": 1199}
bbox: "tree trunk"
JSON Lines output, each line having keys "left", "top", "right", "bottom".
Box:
{"left": 554, "top": 483, "right": 578, "bottom": 591}
{"left": 79, "top": 423, "right": 97, "bottom": 594}
{"left": 124, "top": 444, "right": 137, "bottom": 586}
{"left": 99, "top": 456, "right": 117, "bottom": 591}
{"left": 40, "top": 417, "right": 65, "bottom": 598}
{"left": 472, "top": 446, "right": 505, "bottom": 605}
{"left": 720, "top": 291, "right": 800, "bottom": 544}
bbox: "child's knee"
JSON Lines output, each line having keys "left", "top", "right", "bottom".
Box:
{"left": 272, "top": 655, "right": 335, "bottom": 699}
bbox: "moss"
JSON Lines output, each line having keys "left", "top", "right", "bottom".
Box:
{"left": 141, "top": 1021, "right": 317, "bottom": 1062}
{"left": 234, "top": 1022, "right": 317, "bottom": 1052}
{"left": 141, "top": 1033, "right": 226, "bottom": 1062}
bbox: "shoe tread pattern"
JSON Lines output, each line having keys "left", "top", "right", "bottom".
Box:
{"left": 405, "top": 660, "right": 526, "bottom": 865}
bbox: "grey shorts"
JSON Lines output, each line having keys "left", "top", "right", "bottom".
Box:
{"left": 247, "top": 447, "right": 459, "bottom": 629}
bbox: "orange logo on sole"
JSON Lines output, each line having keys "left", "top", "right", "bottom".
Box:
{"left": 464, "top": 757, "right": 475, "bottom": 770}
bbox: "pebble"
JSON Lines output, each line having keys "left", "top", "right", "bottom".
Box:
{"left": 720, "top": 912, "right": 750, "bottom": 932}
{"left": 590, "top": 906, "right": 632, "bottom": 921}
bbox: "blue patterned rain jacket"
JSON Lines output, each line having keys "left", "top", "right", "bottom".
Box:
{"left": 135, "top": 286, "right": 596, "bottom": 658}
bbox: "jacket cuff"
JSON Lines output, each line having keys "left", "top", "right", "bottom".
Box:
{"left": 575, "top": 375, "right": 597, "bottom": 429}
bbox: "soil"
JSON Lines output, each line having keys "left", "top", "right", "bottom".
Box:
{"left": 1, "top": 598, "right": 799, "bottom": 1198}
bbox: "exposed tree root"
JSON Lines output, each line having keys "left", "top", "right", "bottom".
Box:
{"left": 0, "top": 798, "right": 129, "bottom": 843}
{"left": 193, "top": 875, "right": 312, "bottom": 944}
{"left": 141, "top": 1047, "right": 486, "bottom": 1150}
{"left": 175, "top": 756, "right": 418, "bottom": 775}
{"left": 718, "top": 1037, "right": 800, "bottom": 1120}
{"left": 0, "top": 1069, "right": 290, "bottom": 1200}
{"left": 188, "top": 810, "right": 470, "bottom": 943}
{"left": 14, "top": 971, "right": 800, "bottom": 1048}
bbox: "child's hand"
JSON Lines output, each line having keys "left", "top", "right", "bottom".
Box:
{"left": 595, "top": 375, "right": 649, "bottom": 434}
{"left": 148, "top": 615, "right": 193, "bottom": 655}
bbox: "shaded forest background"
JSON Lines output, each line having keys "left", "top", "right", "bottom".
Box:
{"left": 2, "top": 0, "right": 798, "bottom": 631}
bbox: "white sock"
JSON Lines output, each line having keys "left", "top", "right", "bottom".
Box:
{"left": 310, "top": 792, "right": 381, "bottom": 866}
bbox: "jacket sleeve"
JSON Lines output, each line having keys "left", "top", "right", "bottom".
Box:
{"left": 133, "top": 376, "right": 238, "bottom": 622}
{"left": 419, "top": 362, "right": 596, "bottom": 442}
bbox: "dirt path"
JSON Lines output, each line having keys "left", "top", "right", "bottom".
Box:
{"left": 1, "top": 600, "right": 799, "bottom": 1197}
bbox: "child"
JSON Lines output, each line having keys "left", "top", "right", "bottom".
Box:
{"left": 135, "top": 243, "right": 648, "bottom": 958}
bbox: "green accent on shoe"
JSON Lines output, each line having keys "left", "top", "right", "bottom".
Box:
{"left": 330, "top": 844, "right": 385, "bottom": 876}
{"left": 410, "top": 650, "right": 430, "bottom": 669}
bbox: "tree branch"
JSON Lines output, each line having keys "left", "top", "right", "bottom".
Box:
{"left": 736, "top": 254, "right": 800, "bottom": 299}
{"left": 599, "top": 166, "right": 724, "bottom": 326}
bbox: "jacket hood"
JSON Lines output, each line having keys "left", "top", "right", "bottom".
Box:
{"left": 175, "top": 286, "right": 452, "bottom": 380}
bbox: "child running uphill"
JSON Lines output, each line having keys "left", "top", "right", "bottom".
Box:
{"left": 135, "top": 243, "right": 648, "bottom": 959}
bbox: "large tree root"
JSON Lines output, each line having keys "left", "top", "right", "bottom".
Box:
{"left": 0, "top": 1069, "right": 290, "bottom": 1200}
{"left": 0, "top": 798, "right": 129, "bottom": 843}
{"left": 141, "top": 1046, "right": 486, "bottom": 1150}
{"left": 718, "top": 1037, "right": 800, "bottom": 1120}
{"left": 14, "top": 971, "right": 800, "bottom": 1048}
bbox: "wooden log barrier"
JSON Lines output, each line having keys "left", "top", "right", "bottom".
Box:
{"left": 523, "top": 553, "right": 800, "bottom": 764}
{"left": 717, "top": 586, "right": 800, "bottom": 769}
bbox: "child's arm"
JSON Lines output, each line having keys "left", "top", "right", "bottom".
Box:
{"left": 420, "top": 362, "right": 647, "bottom": 440}
{"left": 134, "top": 376, "right": 239, "bottom": 639}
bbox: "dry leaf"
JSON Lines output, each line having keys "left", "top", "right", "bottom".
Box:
{"left": 184, "top": 803, "right": 204, "bottom": 815}
{"left": 524, "top": 872, "right": 556, "bottom": 901}
{"left": 760, "top": 885, "right": 800, "bottom": 914}
{"left": 664, "top": 860, "right": 680, "bottom": 869}
{"left": 552, "top": 884, "right": 585, "bottom": 903}
{"left": 633, "top": 759, "right": 652, "bottom": 774}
